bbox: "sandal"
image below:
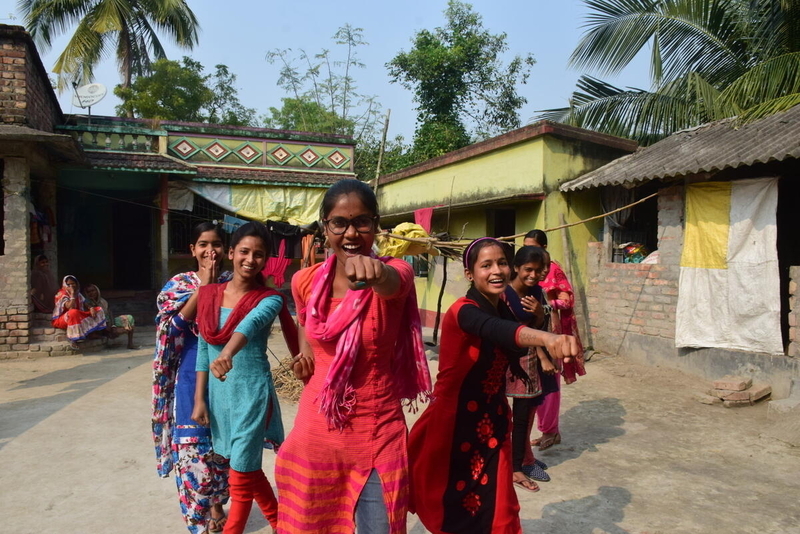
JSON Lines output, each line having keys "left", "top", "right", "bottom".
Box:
{"left": 538, "top": 433, "right": 561, "bottom": 451}
{"left": 522, "top": 463, "right": 550, "bottom": 482}
{"left": 512, "top": 474, "right": 540, "bottom": 493}
{"left": 209, "top": 512, "right": 227, "bottom": 533}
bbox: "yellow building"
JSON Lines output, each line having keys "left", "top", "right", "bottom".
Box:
{"left": 377, "top": 121, "right": 636, "bottom": 328}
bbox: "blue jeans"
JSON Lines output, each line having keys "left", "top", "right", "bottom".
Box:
{"left": 355, "top": 469, "right": 389, "bottom": 534}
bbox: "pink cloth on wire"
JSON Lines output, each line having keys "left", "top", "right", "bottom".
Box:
{"left": 262, "top": 240, "right": 292, "bottom": 287}
{"left": 414, "top": 207, "right": 435, "bottom": 233}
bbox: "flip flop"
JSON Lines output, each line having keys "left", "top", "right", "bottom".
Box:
{"left": 513, "top": 476, "right": 540, "bottom": 493}
{"left": 522, "top": 463, "right": 551, "bottom": 482}
{"left": 538, "top": 433, "right": 561, "bottom": 451}
{"left": 209, "top": 512, "right": 227, "bottom": 533}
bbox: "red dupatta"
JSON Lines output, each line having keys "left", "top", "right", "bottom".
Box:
{"left": 196, "top": 282, "right": 299, "bottom": 355}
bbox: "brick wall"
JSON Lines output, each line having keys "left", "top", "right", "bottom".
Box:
{"left": 586, "top": 185, "right": 684, "bottom": 354}
{"left": 0, "top": 25, "right": 62, "bottom": 131}
{"left": 790, "top": 266, "right": 799, "bottom": 358}
{"left": 0, "top": 157, "right": 32, "bottom": 354}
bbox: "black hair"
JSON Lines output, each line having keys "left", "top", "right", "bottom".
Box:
{"left": 320, "top": 179, "right": 379, "bottom": 221}
{"left": 464, "top": 238, "right": 513, "bottom": 272}
{"left": 35, "top": 254, "right": 49, "bottom": 263}
{"left": 191, "top": 221, "right": 225, "bottom": 246}
{"left": 510, "top": 246, "right": 547, "bottom": 280}
{"left": 229, "top": 221, "right": 272, "bottom": 253}
{"left": 524, "top": 229, "right": 548, "bottom": 247}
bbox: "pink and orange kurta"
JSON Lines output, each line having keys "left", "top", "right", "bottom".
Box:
{"left": 275, "top": 259, "right": 417, "bottom": 534}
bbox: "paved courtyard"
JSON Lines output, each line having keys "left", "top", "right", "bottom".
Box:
{"left": 2, "top": 335, "right": 799, "bottom": 534}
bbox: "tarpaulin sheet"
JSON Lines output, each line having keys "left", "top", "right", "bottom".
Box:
{"left": 675, "top": 178, "right": 782, "bottom": 354}
{"left": 176, "top": 182, "right": 324, "bottom": 225}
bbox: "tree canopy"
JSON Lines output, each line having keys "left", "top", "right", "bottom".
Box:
{"left": 387, "top": 0, "right": 535, "bottom": 158}
{"left": 19, "top": 0, "right": 199, "bottom": 90}
{"left": 541, "top": 0, "right": 800, "bottom": 145}
{"left": 114, "top": 57, "right": 256, "bottom": 125}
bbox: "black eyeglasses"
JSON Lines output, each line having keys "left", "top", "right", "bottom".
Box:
{"left": 322, "top": 215, "right": 377, "bottom": 235}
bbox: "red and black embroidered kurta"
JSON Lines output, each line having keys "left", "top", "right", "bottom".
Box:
{"left": 409, "top": 288, "right": 527, "bottom": 534}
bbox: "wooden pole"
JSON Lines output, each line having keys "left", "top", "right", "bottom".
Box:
{"left": 372, "top": 109, "right": 391, "bottom": 192}
{"left": 559, "top": 213, "right": 590, "bottom": 349}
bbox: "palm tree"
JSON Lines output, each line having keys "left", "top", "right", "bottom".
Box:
{"left": 540, "top": 0, "right": 800, "bottom": 145}
{"left": 19, "top": 0, "right": 199, "bottom": 91}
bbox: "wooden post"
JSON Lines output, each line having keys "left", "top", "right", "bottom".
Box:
{"left": 559, "top": 213, "right": 591, "bottom": 349}
{"left": 373, "top": 109, "right": 391, "bottom": 192}
{"left": 160, "top": 174, "right": 169, "bottom": 286}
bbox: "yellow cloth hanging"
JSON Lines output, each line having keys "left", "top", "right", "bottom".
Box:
{"left": 376, "top": 222, "right": 440, "bottom": 258}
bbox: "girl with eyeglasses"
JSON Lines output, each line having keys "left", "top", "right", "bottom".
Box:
{"left": 275, "top": 179, "right": 432, "bottom": 534}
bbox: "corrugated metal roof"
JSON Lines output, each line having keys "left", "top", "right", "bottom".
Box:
{"left": 561, "top": 105, "right": 800, "bottom": 191}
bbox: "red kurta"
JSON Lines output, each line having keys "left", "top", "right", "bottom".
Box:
{"left": 409, "top": 289, "right": 526, "bottom": 534}
{"left": 275, "top": 259, "right": 415, "bottom": 534}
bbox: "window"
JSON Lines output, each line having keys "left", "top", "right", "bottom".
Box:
{"left": 605, "top": 184, "right": 659, "bottom": 263}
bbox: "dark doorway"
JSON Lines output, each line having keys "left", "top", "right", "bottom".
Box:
{"left": 112, "top": 200, "right": 153, "bottom": 290}
{"left": 487, "top": 208, "right": 516, "bottom": 238}
{"left": 777, "top": 175, "right": 800, "bottom": 352}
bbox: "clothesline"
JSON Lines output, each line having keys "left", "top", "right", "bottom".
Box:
{"left": 379, "top": 191, "right": 660, "bottom": 252}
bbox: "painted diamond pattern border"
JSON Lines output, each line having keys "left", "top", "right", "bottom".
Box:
{"left": 325, "top": 148, "right": 350, "bottom": 169}
{"left": 298, "top": 146, "right": 322, "bottom": 167}
{"left": 202, "top": 140, "right": 232, "bottom": 162}
{"left": 269, "top": 145, "right": 294, "bottom": 165}
{"left": 234, "top": 142, "right": 262, "bottom": 164}
{"left": 169, "top": 137, "right": 200, "bottom": 159}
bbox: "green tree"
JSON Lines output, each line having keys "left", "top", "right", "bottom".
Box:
{"left": 205, "top": 64, "right": 258, "bottom": 127}
{"left": 266, "top": 24, "right": 381, "bottom": 139}
{"left": 387, "top": 0, "right": 535, "bottom": 159}
{"left": 541, "top": 0, "right": 800, "bottom": 145}
{"left": 262, "top": 97, "right": 354, "bottom": 134}
{"left": 114, "top": 57, "right": 256, "bottom": 125}
{"left": 266, "top": 24, "right": 393, "bottom": 180}
{"left": 19, "top": 0, "right": 199, "bottom": 90}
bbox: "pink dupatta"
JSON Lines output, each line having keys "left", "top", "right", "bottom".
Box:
{"left": 304, "top": 255, "right": 432, "bottom": 430}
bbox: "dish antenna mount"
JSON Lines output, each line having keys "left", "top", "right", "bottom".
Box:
{"left": 71, "top": 82, "right": 107, "bottom": 124}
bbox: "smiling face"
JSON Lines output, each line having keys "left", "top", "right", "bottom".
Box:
{"left": 323, "top": 192, "right": 376, "bottom": 265}
{"left": 65, "top": 277, "right": 78, "bottom": 291}
{"left": 190, "top": 230, "right": 225, "bottom": 269}
{"left": 228, "top": 235, "right": 267, "bottom": 281}
{"left": 515, "top": 261, "right": 544, "bottom": 288}
{"left": 465, "top": 244, "right": 511, "bottom": 304}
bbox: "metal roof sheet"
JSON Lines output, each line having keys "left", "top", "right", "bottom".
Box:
{"left": 561, "top": 105, "right": 800, "bottom": 191}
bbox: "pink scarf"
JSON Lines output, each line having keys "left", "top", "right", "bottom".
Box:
{"left": 305, "top": 255, "right": 432, "bottom": 430}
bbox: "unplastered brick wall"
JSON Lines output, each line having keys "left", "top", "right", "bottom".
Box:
{"left": 586, "top": 185, "right": 684, "bottom": 354}
{"left": 0, "top": 25, "right": 61, "bottom": 130}
{"left": 789, "top": 266, "right": 799, "bottom": 357}
{"left": 0, "top": 157, "right": 32, "bottom": 353}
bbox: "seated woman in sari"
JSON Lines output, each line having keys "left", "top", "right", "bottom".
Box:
{"left": 52, "top": 275, "right": 107, "bottom": 347}
{"left": 84, "top": 284, "right": 138, "bottom": 349}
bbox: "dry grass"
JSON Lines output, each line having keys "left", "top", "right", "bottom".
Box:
{"left": 272, "top": 355, "right": 304, "bottom": 402}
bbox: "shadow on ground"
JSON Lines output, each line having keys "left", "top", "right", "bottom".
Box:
{"left": 536, "top": 397, "right": 626, "bottom": 467}
{"left": 522, "top": 486, "right": 632, "bottom": 534}
{"left": 0, "top": 353, "right": 149, "bottom": 449}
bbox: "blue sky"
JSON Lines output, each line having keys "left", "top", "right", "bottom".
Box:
{"left": 2, "top": 0, "right": 651, "bottom": 141}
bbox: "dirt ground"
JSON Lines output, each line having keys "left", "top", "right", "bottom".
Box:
{"left": 1, "top": 337, "right": 799, "bottom": 534}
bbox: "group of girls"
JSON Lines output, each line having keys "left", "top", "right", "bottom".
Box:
{"left": 151, "top": 178, "right": 581, "bottom": 534}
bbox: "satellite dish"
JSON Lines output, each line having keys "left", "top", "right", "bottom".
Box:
{"left": 71, "top": 83, "right": 107, "bottom": 109}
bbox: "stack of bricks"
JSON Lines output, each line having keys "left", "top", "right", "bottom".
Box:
{"left": 696, "top": 376, "right": 772, "bottom": 408}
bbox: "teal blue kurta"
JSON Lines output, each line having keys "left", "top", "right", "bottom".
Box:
{"left": 196, "top": 295, "right": 284, "bottom": 472}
